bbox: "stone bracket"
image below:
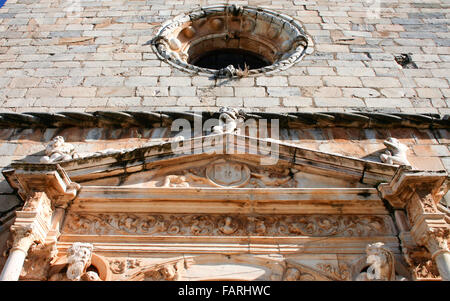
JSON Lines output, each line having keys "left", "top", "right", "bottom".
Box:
{"left": 3, "top": 164, "right": 80, "bottom": 209}
{"left": 378, "top": 168, "right": 448, "bottom": 209}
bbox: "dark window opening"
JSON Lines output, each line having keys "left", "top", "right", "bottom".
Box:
{"left": 394, "top": 53, "right": 418, "bottom": 69}
{"left": 190, "top": 49, "right": 271, "bottom": 70}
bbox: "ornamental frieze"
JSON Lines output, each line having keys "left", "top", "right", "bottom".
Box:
{"left": 62, "top": 213, "right": 395, "bottom": 237}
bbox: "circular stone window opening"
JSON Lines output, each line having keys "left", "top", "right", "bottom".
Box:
{"left": 151, "top": 4, "right": 311, "bottom": 78}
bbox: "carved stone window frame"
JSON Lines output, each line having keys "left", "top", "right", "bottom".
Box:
{"left": 151, "top": 4, "right": 312, "bottom": 77}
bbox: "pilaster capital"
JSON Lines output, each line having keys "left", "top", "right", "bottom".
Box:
{"left": 419, "top": 227, "right": 450, "bottom": 260}
{"left": 9, "top": 226, "right": 37, "bottom": 253}
{"left": 9, "top": 192, "right": 54, "bottom": 254}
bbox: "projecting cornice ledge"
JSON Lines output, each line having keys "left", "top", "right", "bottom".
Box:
{"left": 2, "top": 164, "right": 80, "bottom": 209}
{"left": 0, "top": 111, "right": 449, "bottom": 129}
{"left": 378, "top": 167, "right": 449, "bottom": 209}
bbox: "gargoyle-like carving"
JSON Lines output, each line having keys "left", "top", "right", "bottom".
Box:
{"left": 356, "top": 242, "right": 405, "bottom": 281}
{"left": 380, "top": 137, "right": 411, "bottom": 166}
{"left": 212, "top": 107, "right": 244, "bottom": 134}
{"left": 40, "top": 136, "right": 79, "bottom": 163}
{"left": 66, "top": 243, "right": 94, "bottom": 281}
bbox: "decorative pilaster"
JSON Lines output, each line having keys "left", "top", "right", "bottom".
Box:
{"left": 0, "top": 192, "right": 53, "bottom": 281}
{"left": 379, "top": 170, "right": 449, "bottom": 280}
{"left": 407, "top": 190, "right": 450, "bottom": 281}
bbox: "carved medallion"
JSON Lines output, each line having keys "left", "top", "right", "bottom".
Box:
{"left": 206, "top": 160, "right": 250, "bottom": 187}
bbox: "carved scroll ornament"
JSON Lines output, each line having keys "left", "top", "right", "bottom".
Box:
{"left": 63, "top": 213, "right": 395, "bottom": 237}
{"left": 127, "top": 259, "right": 186, "bottom": 281}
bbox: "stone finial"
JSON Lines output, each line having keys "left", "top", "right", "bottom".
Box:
{"left": 380, "top": 137, "right": 411, "bottom": 167}
{"left": 356, "top": 242, "right": 396, "bottom": 281}
{"left": 212, "top": 107, "right": 244, "bottom": 134}
{"left": 66, "top": 242, "right": 94, "bottom": 281}
{"left": 40, "top": 136, "right": 79, "bottom": 163}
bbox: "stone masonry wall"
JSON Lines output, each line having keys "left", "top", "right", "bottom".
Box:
{"left": 0, "top": 0, "right": 449, "bottom": 271}
{"left": 0, "top": 0, "right": 448, "bottom": 114}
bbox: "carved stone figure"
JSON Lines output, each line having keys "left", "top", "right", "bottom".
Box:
{"left": 356, "top": 242, "right": 399, "bottom": 281}
{"left": 40, "top": 136, "right": 79, "bottom": 163}
{"left": 249, "top": 170, "right": 292, "bottom": 188}
{"left": 283, "top": 267, "right": 301, "bottom": 281}
{"left": 82, "top": 271, "right": 101, "bottom": 281}
{"left": 161, "top": 172, "right": 210, "bottom": 188}
{"left": 130, "top": 260, "right": 185, "bottom": 281}
{"left": 212, "top": 107, "right": 244, "bottom": 134}
{"left": 219, "top": 217, "right": 238, "bottom": 235}
{"left": 379, "top": 137, "right": 411, "bottom": 166}
{"left": 283, "top": 267, "right": 316, "bottom": 281}
{"left": 66, "top": 243, "right": 94, "bottom": 281}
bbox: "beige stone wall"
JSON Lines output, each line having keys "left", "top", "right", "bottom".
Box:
{"left": 0, "top": 0, "right": 449, "bottom": 276}
{"left": 0, "top": 0, "right": 448, "bottom": 113}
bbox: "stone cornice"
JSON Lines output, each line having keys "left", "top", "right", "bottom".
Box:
{"left": 4, "top": 133, "right": 399, "bottom": 187}
{"left": 2, "top": 164, "right": 80, "bottom": 206}
{"left": 0, "top": 111, "right": 448, "bottom": 129}
{"left": 378, "top": 168, "right": 449, "bottom": 209}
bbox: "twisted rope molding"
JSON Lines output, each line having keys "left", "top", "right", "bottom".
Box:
{"left": 0, "top": 111, "right": 449, "bottom": 129}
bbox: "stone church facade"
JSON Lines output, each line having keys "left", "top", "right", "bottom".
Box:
{"left": 0, "top": 0, "right": 449, "bottom": 281}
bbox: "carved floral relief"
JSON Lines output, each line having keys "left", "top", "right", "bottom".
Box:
{"left": 62, "top": 213, "right": 395, "bottom": 237}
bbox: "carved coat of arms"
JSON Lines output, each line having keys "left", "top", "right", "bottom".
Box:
{"left": 206, "top": 160, "right": 250, "bottom": 187}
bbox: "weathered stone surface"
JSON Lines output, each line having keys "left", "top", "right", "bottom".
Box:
{"left": 0, "top": 0, "right": 449, "bottom": 282}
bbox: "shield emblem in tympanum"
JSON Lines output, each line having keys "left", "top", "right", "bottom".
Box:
{"left": 206, "top": 160, "right": 250, "bottom": 187}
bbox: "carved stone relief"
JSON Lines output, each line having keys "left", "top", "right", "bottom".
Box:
{"left": 20, "top": 243, "right": 57, "bottom": 281}
{"left": 408, "top": 249, "right": 441, "bottom": 280}
{"left": 63, "top": 213, "right": 395, "bottom": 237}
{"left": 206, "top": 160, "right": 251, "bottom": 187}
{"left": 316, "top": 263, "right": 351, "bottom": 281}
{"left": 379, "top": 137, "right": 411, "bottom": 167}
{"left": 282, "top": 267, "right": 316, "bottom": 281}
{"left": 154, "top": 161, "right": 295, "bottom": 188}
{"left": 355, "top": 242, "right": 406, "bottom": 281}
{"left": 127, "top": 259, "right": 186, "bottom": 281}
{"left": 109, "top": 259, "right": 141, "bottom": 274}
{"left": 66, "top": 243, "right": 94, "bottom": 281}
{"left": 212, "top": 107, "right": 244, "bottom": 134}
{"left": 40, "top": 136, "right": 79, "bottom": 163}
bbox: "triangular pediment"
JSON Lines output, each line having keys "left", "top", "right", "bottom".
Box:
{"left": 80, "top": 155, "right": 370, "bottom": 189}
{"left": 5, "top": 133, "right": 400, "bottom": 193}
